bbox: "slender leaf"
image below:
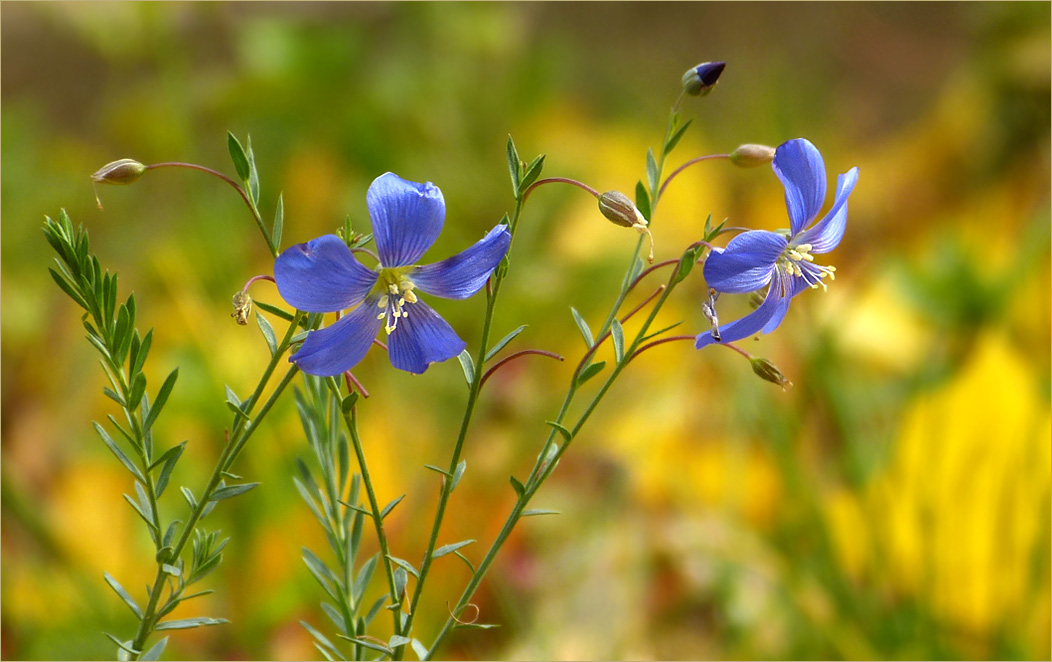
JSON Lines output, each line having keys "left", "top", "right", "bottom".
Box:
{"left": 103, "top": 572, "right": 143, "bottom": 618}
{"left": 432, "top": 539, "right": 475, "bottom": 559}
{"left": 209, "top": 482, "right": 259, "bottom": 502}
{"left": 569, "top": 307, "right": 593, "bottom": 348}
{"left": 227, "top": 132, "right": 251, "bottom": 181}
{"left": 387, "top": 555, "right": 419, "bottom": 578}
{"left": 423, "top": 464, "right": 452, "bottom": 478}
{"left": 577, "top": 360, "right": 607, "bottom": 385}
{"left": 273, "top": 193, "right": 284, "bottom": 248}
{"left": 646, "top": 148, "right": 659, "bottom": 196}
{"left": 389, "top": 635, "right": 412, "bottom": 649}
{"left": 380, "top": 495, "right": 405, "bottom": 520}
{"left": 93, "top": 423, "right": 145, "bottom": 482}
{"left": 104, "top": 633, "right": 139, "bottom": 658}
{"left": 411, "top": 638, "right": 429, "bottom": 661}
{"left": 153, "top": 441, "right": 186, "bottom": 497}
{"left": 520, "top": 154, "right": 546, "bottom": 191}
{"left": 451, "top": 459, "right": 466, "bottom": 491}
{"left": 611, "top": 319, "right": 626, "bottom": 363}
{"left": 509, "top": 476, "right": 525, "bottom": 497}
{"left": 522, "top": 509, "right": 561, "bottom": 517}
{"left": 635, "top": 180, "right": 651, "bottom": 221}
{"left": 139, "top": 636, "right": 168, "bottom": 661}
{"left": 663, "top": 118, "right": 693, "bottom": 156}
{"left": 256, "top": 311, "right": 278, "bottom": 356}
{"left": 506, "top": 135, "right": 521, "bottom": 194}
{"left": 457, "top": 350, "right": 474, "bottom": 386}
{"left": 545, "top": 420, "right": 572, "bottom": 442}
{"left": 484, "top": 325, "right": 527, "bottom": 362}
{"left": 154, "top": 616, "right": 229, "bottom": 630}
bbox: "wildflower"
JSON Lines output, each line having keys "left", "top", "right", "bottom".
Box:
{"left": 695, "top": 138, "right": 858, "bottom": 348}
{"left": 681, "top": 61, "right": 726, "bottom": 96}
{"left": 275, "top": 172, "right": 511, "bottom": 375}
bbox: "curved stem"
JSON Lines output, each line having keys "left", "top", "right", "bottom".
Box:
{"left": 521, "top": 177, "right": 600, "bottom": 204}
{"left": 658, "top": 154, "right": 730, "bottom": 199}
{"left": 145, "top": 162, "right": 278, "bottom": 257}
{"left": 479, "top": 349, "right": 564, "bottom": 389}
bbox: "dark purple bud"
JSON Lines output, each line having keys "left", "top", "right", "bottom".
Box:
{"left": 682, "top": 61, "right": 726, "bottom": 97}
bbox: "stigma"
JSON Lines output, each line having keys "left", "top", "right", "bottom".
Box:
{"left": 777, "top": 243, "right": 836, "bottom": 291}
{"left": 375, "top": 270, "right": 418, "bottom": 334}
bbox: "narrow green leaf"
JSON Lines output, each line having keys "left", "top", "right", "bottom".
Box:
{"left": 153, "top": 441, "right": 186, "bottom": 497}
{"left": 128, "top": 373, "right": 147, "bottom": 411}
{"left": 161, "top": 564, "right": 181, "bottom": 577}
{"left": 380, "top": 495, "right": 405, "bottom": 520}
{"left": 506, "top": 135, "right": 521, "bottom": 195}
{"left": 301, "top": 620, "right": 340, "bottom": 657}
{"left": 225, "top": 384, "right": 241, "bottom": 408}
{"left": 393, "top": 566, "right": 408, "bottom": 600}
{"left": 256, "top": 311, "right": 277, "bottom": 356}
{"left": 48, "top": 267, "right": 88, "bottom": 309}
{"left": 577, "top": 360, "right": 607, "bottom": 385}
{"left": 122, "top": 493, "right": 156, "bottom": 530}
{"left": 451, "top": 459, "right": 466, "bottom": 491}
{"left": 221, "top": 471, "right": 241, "bottom": 480}
{"left": 180, "top": 486, "right": 197, "bottom": 510}
{"left": 130, "top": 329, "right": 152, "bottom": 376}
{"left": 457, "top": 350, "right": 474, "bottom": 385}
{"left": 342, "top": 392, "right": 359, "bottom": 415}
{"left": 453, "top": 550, "right": 476, "bottom": 574}
{"left": 302, "top": 548, "right": 339, "bottom": 598}
{"left": 387, "top": 555, "right": 420, "bottom": 578}
{"left": 634, "top": 180, "right": 651, "bottom": 222}
{"left": 454, "top": 622, "right": 500, "bottom": 630}
{"left": 411, "top": 638, "right": 429, "bottom": 661}
{"left": 227, "top": 132, "right": 251, "bottom": 181}
{"left": 154, "top": 616, "right": 229, "bottom": 631}
{"left": 522, "top": 509, "right": 561, "bottom": 517}
{"left": 346, "top": 637, "right": 392, "bottom": 656}
{"left": 104, "top": 633, "right": 140, "bottom": 658}
{"left": 663, "top": 118, "right": 693, "bottom": 156}
{"left": 253, "top": 299, "right": 294, "bottom": 322}
{"left": 640, "top": 320, "right": 684, "bottom": 342}
{"left": 569, "top": 307, "right": 593, "bottom": 348}
{"left": 674, "top": 244, "right": 702, "bottom": 284}
{"left": 246, "top": 136, "right": 261, "bottom": 205}
{"left": 103, "top": 572, "right": 143, "bottom": 618}
{"left": 320, "top": 602, "right": 347, "bottom": 636}
{"left": 93, "top": 423, "right": 145, "bottom": 482}
{"left": 646, "top": 148, "right": 659, "bottom": 197}
{"left": 509, "top": 475, "right": 525, "bottom": 497}
{"left": 389, "top": 634, "right": 412, "bottom": 649}
{"left": 484, "top": 325, "right": 527, "bottom": 362}
{"left": 520, "top": 153, "right": 546, "bottom": 191}
{"left": 134, "top": 480, "right": 154, "bottom": 521}
{"left": 363, "top": 595, "right": 386, "bottom": 626}
{"left": 353, "top": 554, "right": 378, "bottom": 603}
{"left": 273, "top": 193, "right": 284, "bottom": 249}
{"left": 209, "top": 482, "right": 259, "bottom": 502}
{"left": 423, "top": 464, "right": 452, "bottom": 478}
{"left": 433, "top": 539, "right": 475, "bottom": 559}
{"left": 611, "top": 319, "right": 626, "bottom": 363}
{"left": 139, "top": 636, "right": 168, "bottom": 661}
{"left": 545, "top": 420, "right": 572, "bottom": 442}
{"left": 142, "top": 369, "right": 178, "bottom": 434}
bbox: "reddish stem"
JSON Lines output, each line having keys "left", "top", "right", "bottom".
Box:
{"left": 480, "top": 349, "right": 564, "bottom": 389}
{"left": 522, "top": 177, "right": 600, "bottom": 204}
{"left": 241, "top": 274, "right": 276, "bottom": 293}
{"left": 658, "top": 154, "right": 730, "bottom": 198}
{"left": 343, "top": 371, "right": 370, "bottom": 399}
{"left": 619, "top": 285, "right": 665, "bottom": 325}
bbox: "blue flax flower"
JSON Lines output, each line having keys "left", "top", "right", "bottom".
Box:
{"left": 696, "top": 138, "right": 858, "bottom": 348}
{"left": 275, "top": 172, "right": 511, "bottom": 375}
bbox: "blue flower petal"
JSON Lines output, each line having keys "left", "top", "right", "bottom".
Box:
{"left": 695, "top": 279, "right": 786, "bottom": 348}
{"left": 794, "top": 167, "right": 858, "bottom": 254}
{"left": 275, "top": 235, "right": 379, "bottom": 313}
{"left": 290, "top": 299, "right": 383, "bottom": 376}
{"left": 367, "top": 172, "right": 445, "bottom": 267}
{"left": 702, "top": 231, "right": 785, "bottom": 293}
{"left": 773, "top": 138, "right": 827, "bottom": 237}
{"left": 410, "top": 225, "right": 511, "bottom": 300}
{"left": 760, "top": 271, "right": 809, "bottom": 334}
{"left": 387, "top": 299, "right": 466, "bottom": 374}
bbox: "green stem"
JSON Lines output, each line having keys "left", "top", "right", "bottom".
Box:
{"left": 129, "top": 312, "right": 302, "bottom": 657}
{"left": 393, "top": 197, "right": 525, "bottom": 659}
{"left": 327, "top": 378, "right": 405, "bottom": 643}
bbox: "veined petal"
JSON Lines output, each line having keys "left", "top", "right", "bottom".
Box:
{"left": 387, "top": 299, "right": 466, "bottom": 374}
{"left": 695, "top": 280, "right": 786, "bottom": 349}
{"left": 410, "top": 225, "right": 511, "bottom": 299}
{"left": 773, "top": 138, "right": 827, "bottom": 236}
{"left": 275, "top": 235, "right": 378, "bottom": 313}
{"left": 795, "top": 167, "right": 858, "bottom": 254}
{"left": 290, "top": 300, "right": 383, "bottom": 376}
{"left": 367, "top": 172, "right": 445, "bottom": 267}
{"left": 703, "top": 230, "right": 785, "bottom": 293}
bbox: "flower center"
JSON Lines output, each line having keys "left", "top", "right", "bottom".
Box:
{"left": 777, "top": 242, "right": 837, "bottom": 291}
{"left": 374, "top": 267, "right": 418, "bottom": 335}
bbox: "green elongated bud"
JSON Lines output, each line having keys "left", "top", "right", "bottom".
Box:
{"left": 682, "top": 61, "right": 726, "bottom": 97}
{"left": 91, "top": 158, "right": 146, "bottom": 184}
{"left": 598, "top": 191, "right": 655, "bottom": 263}
{"left": 231, "top": 291, "right": 253, "bottom": 326}
{"left": 750, "top": 358, "right": 793, "bottom": 391}
{"left": 730, "top": 144, "right": 776, "bottom": 168}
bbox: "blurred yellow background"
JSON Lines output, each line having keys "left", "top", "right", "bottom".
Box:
{"left": 1, "top": 3, "right": 1049, "bottom": 660}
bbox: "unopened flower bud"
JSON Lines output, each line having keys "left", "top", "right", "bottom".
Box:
{"left": 750, "top": 358, "right": 793, "bottom": 391}
{"left": 730, "top": 144, "right": 776, "bottom": 168}
{"left": 231, "top": 291, "right": 253, "bottom": 326}
{"left": 682, "top": 61, "right": 726, "bottom": 97}
{"left": 598, "top": 191, "right": 655, "bottom": 263}
{"left": 91, "top": 158, "right": 146, "bottom": 185}
{"left": 598, "top": 191, "right": 645, "bottom": 229}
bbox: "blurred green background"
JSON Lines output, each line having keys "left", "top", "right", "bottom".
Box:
{"left": 2, "top": 2, "right": 1049, "bottom": 660}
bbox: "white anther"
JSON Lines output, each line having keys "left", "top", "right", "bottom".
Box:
{"left": 398, "top": 297, "right": 405, "bottom": 307}
{"left": 404, "top": 290, "right": 418, "bottom": 304}
{"left": 378, "top": 295, "right": 389, "bottom": 308}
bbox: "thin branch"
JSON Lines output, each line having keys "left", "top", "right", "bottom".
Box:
{"left": 480, "top": 350, "right": 564, "bottom": 389}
